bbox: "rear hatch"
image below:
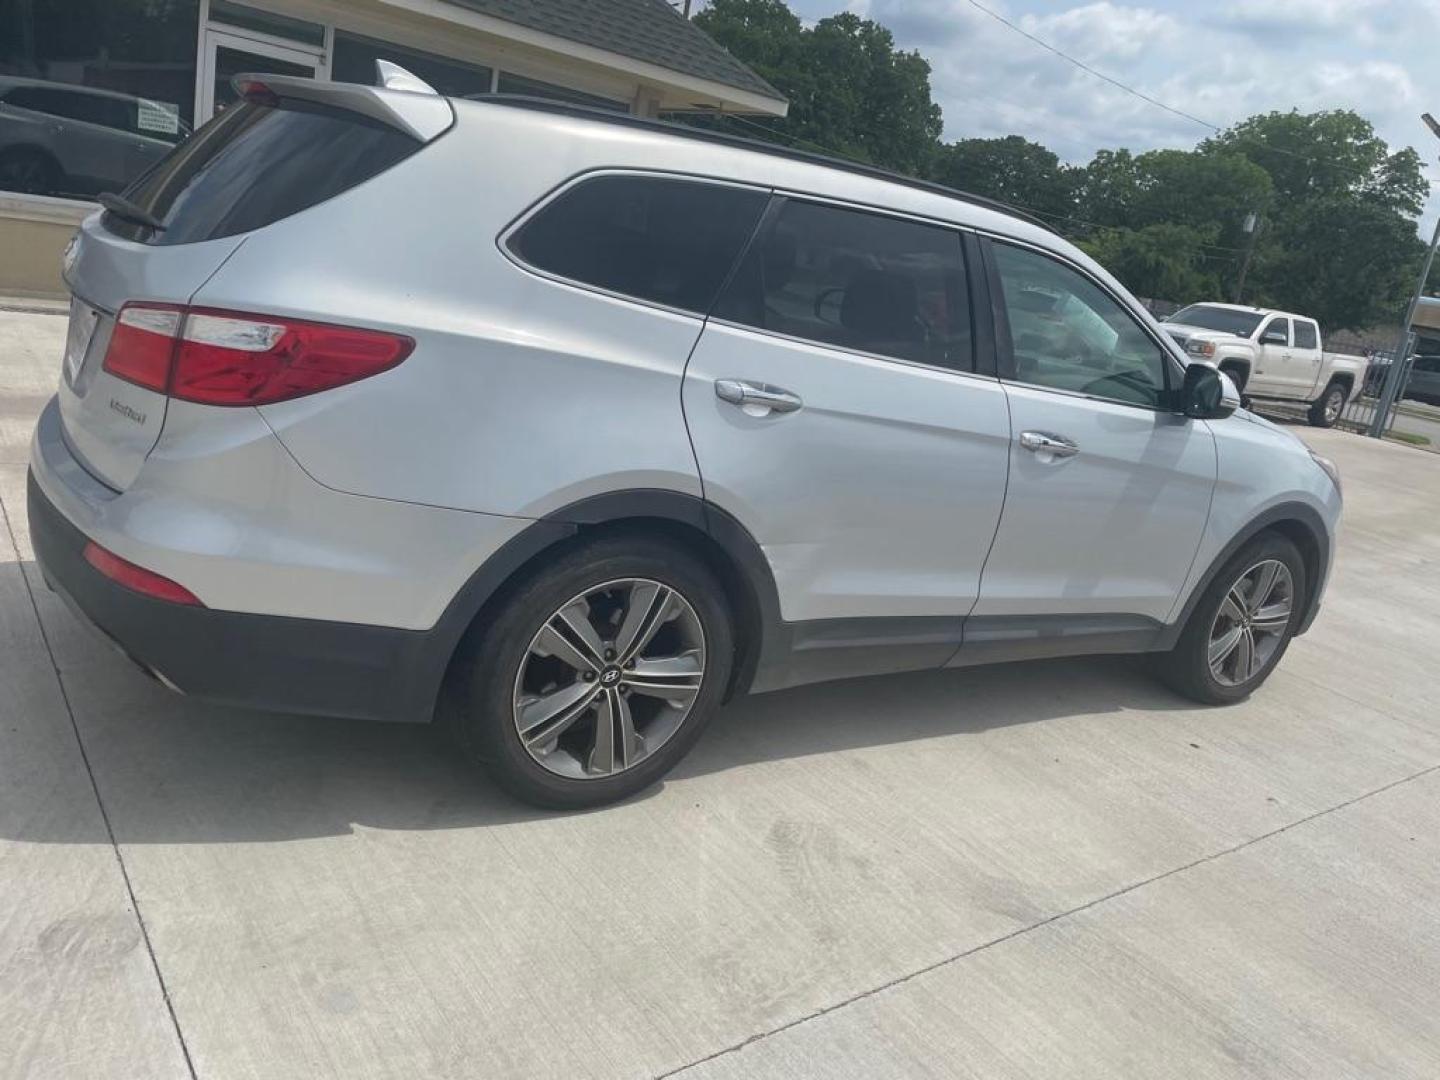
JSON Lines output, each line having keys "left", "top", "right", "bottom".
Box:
{"left": 57, "top": 74, "right": 452, "bottom": 491}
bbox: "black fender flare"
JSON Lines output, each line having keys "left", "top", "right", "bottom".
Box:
{"left": 1157, "top": 501, "right": 1331, "bottom": 650}
{"left": 410, "top": 489, "right": 783, "bottom": 719}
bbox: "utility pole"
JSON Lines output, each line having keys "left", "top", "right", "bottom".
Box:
{"left": 1370, "top": 112, "right": 1440, "bottom": 437}
{"left": 1233, "top": 210, "right": 1261, "bottom": 304}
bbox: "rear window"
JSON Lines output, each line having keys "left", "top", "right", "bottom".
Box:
{"left": 507, "top": 175, "right": 769, "bottom": 315}
{"left": 1294, "top": 321, "right": 1318, "bottom": 349}
{"left": 105, "top": 99, "right": 420, "bottom": 246}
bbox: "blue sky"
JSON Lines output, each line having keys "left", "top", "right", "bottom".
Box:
{"left": 772, "top": 0, "right": 1440, "bottom": 232}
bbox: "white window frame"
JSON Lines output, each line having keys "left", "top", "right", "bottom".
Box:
{"left": 196, "top": 0, "right": 330, "bottom": 125}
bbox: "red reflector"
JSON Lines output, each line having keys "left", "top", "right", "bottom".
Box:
{"left": 171, "top": 309, "right": 413, "bottom": 406}
{"left": 83, "top": 542, "right": 203, "bottom": 606}
{"left": 102, "top": 303, "right": 183, "bottom": 392}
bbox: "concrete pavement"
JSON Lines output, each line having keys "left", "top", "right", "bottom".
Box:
{"left": 3, "top": 308, "right": 1440, "bottom": 1079}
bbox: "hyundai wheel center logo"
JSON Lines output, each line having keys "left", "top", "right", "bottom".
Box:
{"left": 600, "top": 667, "right": 621, "bottom": 686}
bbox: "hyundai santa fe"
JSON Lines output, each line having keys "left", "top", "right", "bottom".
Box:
{"left": 27, "top": 67, "right": 1343, "bottom": 808}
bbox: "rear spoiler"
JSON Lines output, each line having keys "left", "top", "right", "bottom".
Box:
{"left": 230, "top": 62, "right": 453, "bottom": 142}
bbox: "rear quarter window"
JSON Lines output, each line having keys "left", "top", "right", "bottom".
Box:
{"left": 507, "top": 174, "right": 769, "bottom": 315}
{"left": 105, "top": 98, "right": 420, "bottom": 245}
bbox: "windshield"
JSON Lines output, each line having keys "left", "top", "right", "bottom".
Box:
{"left": 1166, "top": 305, "right": 1264, "bottom": 337}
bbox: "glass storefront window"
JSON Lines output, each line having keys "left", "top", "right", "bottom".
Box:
{"left": 209, "top": 1, "right": 325, "bottom": 48}
{"left": 332, "top": 33, "right": 492, "bottom": 98}
{"left": 0, "top": 0, "right": 200, "bottom": 199}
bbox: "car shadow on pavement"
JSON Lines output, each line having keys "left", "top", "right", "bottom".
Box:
{"left": 10, "top": 566, "right": 1194, "bottom": 846}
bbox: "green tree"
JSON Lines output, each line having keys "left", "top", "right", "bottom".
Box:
{"left": 1078, "top": 224, "right": 1221, "bottom": 303}
{"left": 1074, "top": 149, "right": 1142, "bottom": 229}
{"left": 930, "top": 136, "right": 1076, "bottom": 221}
{"left": 693, "top": 0, "right": 942, "bottom": 174}
{"left": 1208, "top": 110, "right": 1427, "bottom": 216}
{"left": 1205, "top": 110, "right": 1427, "bottom": 329}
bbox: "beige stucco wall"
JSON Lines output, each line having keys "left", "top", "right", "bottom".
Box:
{"left": 0, "top": 196, "right": 89, "bottom": 299}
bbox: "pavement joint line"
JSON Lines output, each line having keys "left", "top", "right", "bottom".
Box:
{"left": 0, "top": 491, "right": 200, "bottom": 1080}
{"left": 656, "top": 758, "right": 1440, "bottom": 1079}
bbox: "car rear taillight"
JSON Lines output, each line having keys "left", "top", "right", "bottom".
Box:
{"left": 84, "top": 541, "right": 204, "bottom": 606}
{"left": 102, "top": 303, "right": 183, "bottom": 391}
{"left": 100, "top": 303, "right": 412, "bottom": 406}
{"left": 234, "top": 78, "right": 280, "bottom": 107}
{"left": 173, "top": 309, "right": 413, "bottom": 405}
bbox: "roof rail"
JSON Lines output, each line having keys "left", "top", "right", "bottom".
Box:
{"left": 460, "top": 94, "right": 1055, "bottom": 235}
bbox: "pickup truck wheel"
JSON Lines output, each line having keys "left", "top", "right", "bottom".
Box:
{"left": 1218, "top": 362, "right": 1248, "bottom": 393}
{"left": 1308, "top": 381, "right": 1346, "bottom": 428}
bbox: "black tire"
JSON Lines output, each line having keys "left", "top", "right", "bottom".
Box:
{"left": 1156, "top": 531, "right": 1307, "bottom": 705}
{"left": 444, "top": 533, "right": 734, "bottom": 809}
{"left": 1308, "top": 380, "right": 1346, "bottom": 427}
{"left": 0, "top": 147, "right": 59, "bottom": 195}
{"left": 1219, "top": 363, "right": 1248, "bottom": 394}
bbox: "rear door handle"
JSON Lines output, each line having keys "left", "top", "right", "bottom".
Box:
{"left": 1019, "top": 430, "right": 1079, "bottom": 459}
{"left": 715, "top": 379, "right": 803, "bottom": 415}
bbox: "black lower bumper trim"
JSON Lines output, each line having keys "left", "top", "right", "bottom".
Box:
{"left": 27, "top": 469, "right": 439, "bottom": 723}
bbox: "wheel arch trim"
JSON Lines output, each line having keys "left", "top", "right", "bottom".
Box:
{"left": 1159, "top": 501, "right": 1331, "bottom": 650}
{"left": 421, "top": 488, "right": 782, "bottom": 718}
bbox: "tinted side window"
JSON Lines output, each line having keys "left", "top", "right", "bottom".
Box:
{"left": 510, "top": 176, "right": 766, "bottom": 315}
{"left": 991, "top": 241, "right": 1168, "bottom": 407}
{"left": 1261, "top": 318, "right": 1291, "bottom": 345}
{"left": 1294, "top": 321, "right": 1318, "bottom": 349}
{"left": 713, "top": 199, "right": 973, "bottom": 370}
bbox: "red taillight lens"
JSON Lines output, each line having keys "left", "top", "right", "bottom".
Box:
{"left": 234, "top": 79, "right": 280, "bottom": 107}
{"left": 100, "top": 304, "right": 412, "bottom": 406}
{"left": 102, "top": 303, "right": 183, "bottom": 391}
{"left": 83, "top": 542, "right": 203, "bottom": 606}
{"left": 172, "top": 309, "right": 413, "bottom": 406}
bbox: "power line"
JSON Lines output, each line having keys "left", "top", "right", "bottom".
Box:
{"left": 962, "top": 0, "right": 1220, "bottom": 133}
{"left": 960, "top": 0, "right": 1419, "bottom": 188}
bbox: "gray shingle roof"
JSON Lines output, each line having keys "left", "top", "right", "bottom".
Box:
{"left": 442, "top": 0, "right": 784, "bottom": 102}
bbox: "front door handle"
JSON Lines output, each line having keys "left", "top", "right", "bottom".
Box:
{"left": 715, "top": 378, "right": 803, "bottom": 415}
{"left": 1019, "top": 430, "right": 1079, "bottom": 459}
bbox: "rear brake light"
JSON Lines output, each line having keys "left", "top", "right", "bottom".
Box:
{"left": 173, "top": 309, "right": 413, "bottom": 405}
{"left": 84, "top": 542, "right": 203, "bottom": 606}
{"left": 100, "top": 304, "right": 412, "bottom": 406}
{"left": 235, "top": 79, "right": 280, "bottom": 107}
{"left": 102, "top": 303, "right": 183, "bottom": 391}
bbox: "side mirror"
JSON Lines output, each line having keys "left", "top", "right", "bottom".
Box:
{"left": 1260, "top": 329, "right": 1287, "bottom": 346}
{"left": 1179, "top": 363, "right": 1240, "bottom": 420}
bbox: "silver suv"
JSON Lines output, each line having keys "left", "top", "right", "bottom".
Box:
{"left": 28, "top": 69, "right": 1342, "bottom": 808}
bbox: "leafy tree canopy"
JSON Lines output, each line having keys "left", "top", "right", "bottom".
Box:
{"left": 694, "top": 0, "right": 941, "bottom": 175}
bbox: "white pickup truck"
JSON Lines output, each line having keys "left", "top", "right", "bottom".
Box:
{"left": 1160, "top": 303, "right": 1368, "bottom": 427}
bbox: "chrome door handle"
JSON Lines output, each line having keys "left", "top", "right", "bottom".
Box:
{"left": 1019, "top": 431, "right": 1079, "bottom": 458}
{"left": 715, "top": 379, "right": 803, "bottom": 415}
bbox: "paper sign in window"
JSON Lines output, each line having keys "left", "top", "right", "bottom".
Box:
{"left": 136, "top": 100, "right": 180, "bottom": 135}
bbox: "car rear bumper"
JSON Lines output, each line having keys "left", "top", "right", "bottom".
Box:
{"left": 28, "top": 468, "right": 441, "bottom": 722}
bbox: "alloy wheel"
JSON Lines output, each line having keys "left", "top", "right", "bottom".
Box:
{"left": 512, "top": 578, "right": 706, "bottom": 779}
{"left": 1207, "top": 559, "right": 1294, "bottom": 687}
{"left": 1325, "top": 388, "right": 1344, "bottom": 423}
